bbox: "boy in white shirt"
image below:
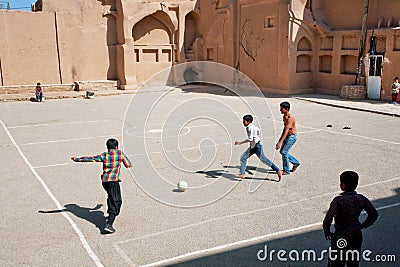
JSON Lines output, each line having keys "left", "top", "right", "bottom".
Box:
{"left": 391, "top": 76, "right": 400, "bottom": 104}
{"left": 235, "top": 115, "right": 283, "bottom": 181}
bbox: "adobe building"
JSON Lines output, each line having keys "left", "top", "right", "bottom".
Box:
{"left": 0, "top": 0, "right": 399, "bottom": 100}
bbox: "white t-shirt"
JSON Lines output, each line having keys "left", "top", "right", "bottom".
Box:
{"left": 246, "top": 124, "right": 261, "bottom": 148}
{"left": 392, "top": 82, "right": 400, "bottom": 94}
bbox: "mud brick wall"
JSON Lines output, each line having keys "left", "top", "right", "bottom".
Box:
{"left": 340, "top": 84, "right": 366, "bottom": 99}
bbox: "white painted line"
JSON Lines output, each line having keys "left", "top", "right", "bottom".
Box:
{"left": 298, "top": 124, "right": 400, "bottom": 145}
{"left": 149, "top": 129, "right": 163, "bottom": 133}
{"left": 298, "top": 109, "right": 333, "bottom": 116}
{"left": 34, "top": 162, "right": 72, "bottom": 169}
{"left": 126, "top": 129, "right": 319, "bottom": 157}
{"left": 0, "top": 120, "right": 104, "bottom": 267}
{"left": 296, "top": 129, "right": 323, "bottom": 134}
{"left": 8, "top": 119, "right": 119, "bottom": 129}
{"left": 142, "top": 200, "right": 400, "bottom": 267}
{"left": 269, "top": 108, "right": 400, "bottom": 146}
{"left": 112, "top": 243, "right": 136, "bottom": 267}
{"left": 375, "top": 201, "right": 400, "bottom": 211}
{"left": 117, "top": 191, "right": 330, "bottom": 245}
{"left": 358, "top": 177, "right": 400, "bottom": 188}
{"left": 142, "top": 222, "right": 322, "bottom": 266}
{"left": 114, "top": 176, "right": 400, "bottom": 263}
{"left": 20, "top": 134, "right": 121, "bottom": 146}
{"left": 128, "top": 142, "right": 231, "bottom": 157}
{"left": 126, "top": 112, "right": 396, "bottom": 148}
{"left": 36, "top": 142, "right": 234, "bottom": 169}
{"left": 322, "top": 128, "right": 400, "bottom": 145}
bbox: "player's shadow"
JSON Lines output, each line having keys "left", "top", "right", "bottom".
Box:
{"left": 196, "top": 170, "right": 229, "bottom": 178}
{"left": 196, "top": 170, "right": 241, "bottom": 181}
{"left": 222, "top": 165, "right": 278, "bottom": 182}
{"left": 196, "top": 166, "right": 278, "bottom": 182}
{"left": 38, "top": 203, "right": 108, "bottom": 234}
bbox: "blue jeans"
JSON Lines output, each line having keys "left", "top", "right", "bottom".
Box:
{"left": 35, "top": 92, "right": 43, "bottom": 101}
{"left": 279, "top": 134, "right": 299, "bottom": 173}
{"left": 240, "top": 142, "right": 279, "bottom": 174}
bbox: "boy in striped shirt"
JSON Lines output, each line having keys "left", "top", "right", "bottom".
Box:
{"left": 71, "top": 138, "right": 132, "bottom": 233}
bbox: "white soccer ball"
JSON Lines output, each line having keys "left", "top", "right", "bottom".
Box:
{"left": 177, "top": 181, "right": 188, "bottom": 192}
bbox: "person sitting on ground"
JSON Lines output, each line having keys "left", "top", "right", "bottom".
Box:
{"left": 35, "top": 82, "right": 43, "bottom": 102}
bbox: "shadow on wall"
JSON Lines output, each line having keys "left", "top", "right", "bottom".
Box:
{"left": 178, "top": 83, "right": 290, "bottom": 98}
{"left": 167, "top": 188, "right": 400, "bottom": 266}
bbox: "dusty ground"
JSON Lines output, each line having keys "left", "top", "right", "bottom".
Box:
{"left": 0, "top": 86, "right": 398, "bottom": 266}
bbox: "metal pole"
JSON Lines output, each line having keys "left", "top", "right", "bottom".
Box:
{"left": 232, "top": 0, "right": 239, "bottom": 70}
{"left": 0, "top": 57, "right": 4, "bottom": 86}
{"left": 356, "top": 0, "right": 369, "bottom": 85}
{"left": 54, "top": 12, "right": 62, "bottom": 84}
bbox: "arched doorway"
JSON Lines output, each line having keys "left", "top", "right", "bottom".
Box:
{"left": 184, "top": 11, "right": 200, "bottom": 61}
{"left": 133, "top": 12, "right": 174, "bottom": 83}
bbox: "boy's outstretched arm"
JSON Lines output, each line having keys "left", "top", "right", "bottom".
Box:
{"left": 234, "top": 139, "right": 249, "bottom": 145}
{"left": 361, "top": 198, "right": 378, "bottom": 229}
{"left": 71, "top": 154, "right": 103, "bottom": 162}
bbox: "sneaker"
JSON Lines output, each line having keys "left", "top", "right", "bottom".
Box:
{"left": 282, "top": 171, "right": 290, "bottom": 175}
{"left": 104, "top": 224, "right": 116, "bottom": 233}
{"left": 291, "top": 163, "right": 300, "bottom": 172}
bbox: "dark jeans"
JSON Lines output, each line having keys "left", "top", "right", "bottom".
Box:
{"left": 392, "top": 93, "right": 399, "bottom": 103}
{"left": 328, "top": 230, "right": 363, "bottom": 267}
{"left": 102, "top": 181, "right": 122, "bottom": 225}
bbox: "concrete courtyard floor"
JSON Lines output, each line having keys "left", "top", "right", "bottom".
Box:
{"left": 0, "top": 85, "right": 399, "bottom": 266}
